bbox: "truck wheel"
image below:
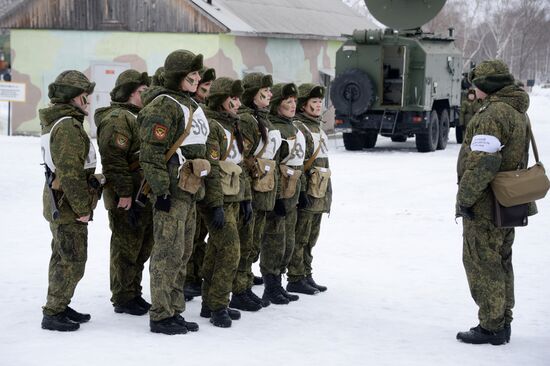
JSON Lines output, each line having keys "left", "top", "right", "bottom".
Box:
{"left": 330, "top": 69, "right": 374, "bottom": 116}
{"left": 415, "top": 111, "right": 439, "bottom": 152}
{"left": 455, "top": 125, "right": 464, "bottom": 144}
{"left": 391, "top": 135, "right": 407, "bottom": 142}
{"left": 363, "top": 131, "right": 378, "bottom": 148}
{"left": 437, "top": 109, "right": 450, "bottom": 150}
{"left": 343, "top": 132, "right": 363, "bottom": 151}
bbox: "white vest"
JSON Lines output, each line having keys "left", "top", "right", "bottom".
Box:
{"left": 281, "top": 128, "right": 306, "bottom": 166}
{"left": 300, "top": 123, "right": 329, "bottom": 159}
{"left": 253, "top": 129, "right": 282, "bottom": 160}
{"left": 153, "top": 94, "right": 210, "bottom": 147}
{"left": 218, "top": 122, "right": 243, "bottom": 164}
{"left": 40, "top": 116, "right": 97, "bottom": 172}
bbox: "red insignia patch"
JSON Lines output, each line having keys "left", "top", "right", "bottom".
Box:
{"left": 153, "top": 123, "right": 168, "bottom": 141}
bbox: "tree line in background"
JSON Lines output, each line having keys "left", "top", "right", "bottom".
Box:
{"left": 344, "top": 0, "right": 550, "bottom": 84}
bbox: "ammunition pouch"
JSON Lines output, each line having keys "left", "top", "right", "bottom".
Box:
{"left": 279, "top": 164, "right": 302, "bottom": 199}
{"left": 307, "top": 166, "right": 331, "bottom": 198}
{"left": 178, "top": 159, "right": 211, "bottom": 194}
{"left": 218, "top": 160, "right": 242, "bottom": 196}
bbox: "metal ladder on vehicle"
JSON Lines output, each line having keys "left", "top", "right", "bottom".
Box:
{"left": 379, "top": 110, "right": 399, "bottom": 135}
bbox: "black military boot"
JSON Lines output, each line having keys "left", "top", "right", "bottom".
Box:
{"left": 41, "top": 313, "right": 80, "bottom": 332}
{"left": 306, "top": 275, "right": 327, "bottom": 292}
{"left": 114, "top": 298, "right": 148, "bottom": 316}
{"left": 456, "top": 325, "right": 507, "bottom": 345}
{"left": 504, "top": 324, "right": 511, "bottom": 343}
{"left": 253, "top": 275, "right": 264, "bottom": 286}
{"left": 230, "top": 292, "right": 262, "bottom": 311}
{"left": 184, "top": 282, "right": 202, "bottom": 299}
{"left": 150, "top": 317, "right": 187, "bottom": 335}
{"left": 135, "top": 296, "right": 151, "bottom": 311}
{"left": 262, "top": 274, "right": 289, "bottom": 305}
{"left": 287, "top": 279, "right": 320, "bottom": 295}
{"left": 172, "top": 314, "right": 199, "bottom": 332}
{"left": 64, "top": 306, "right": 91, "bottom": 323}
{"left": 210, "top": 308, "right": 232, "bottom": 328}
{"left": 246, "top": 288, "right": 269, "bottom": 308}
{"left": 277, "top": 275, "right": 299, "bottom": 301}
{"left": 200, "top": 304, "right": 241, "bottom": 320}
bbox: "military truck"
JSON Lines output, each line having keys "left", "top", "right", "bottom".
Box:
{"left": 330, "top": 0, "right": 462, "bottom": 152}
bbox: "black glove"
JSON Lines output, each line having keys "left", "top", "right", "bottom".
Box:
{"left": 241, "top": 200, "right": 253, "bottom": 225}
{"left": 274, "top": 199, "right": 286, "bottom": 217}
{"left": 459, "top": 205, "right": 475, "bottom": 220}
{"left": 298, "top": 192, "right": 312, "bottom": 209}
{"left": 212, "top": 206, "right": 225, "bottom": 229}
{"left": 155, "top": 194, "right": 171, "bottom": 212}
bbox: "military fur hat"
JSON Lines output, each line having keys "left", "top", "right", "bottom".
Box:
{"left": 163, "top": 50, "right": 203, "bottom": 91}
{"left": 110, "top": 70, "right": 150, "bottom": 102}
{"left": 269, "top": 82, "right": 297, "bottom": 114}
{"left": 241, "top": 72, "right": 273, "bottom": 107}
{"left": 199, "top": 67, "right": 216, "bottom": 85}
{"left": 207, "top": 77, "right": 244, "bottom": 109}
{"left": 151, "top": 67, "right": 165, "bottom": 87}
{"left": 48, "top": 70, "right": 95, "bottom": 103}
{"left": 297, "top": 83, "right": 325, "bottom": 111}
{"left": 469, "top": 60, "right": 514, "bottom": 94}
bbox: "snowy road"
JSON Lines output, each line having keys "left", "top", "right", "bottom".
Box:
{"left": 0, "top": 88, "right": 549, "bottom": 366}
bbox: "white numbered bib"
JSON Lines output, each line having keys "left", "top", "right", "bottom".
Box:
{"left": 301, "top": 124, "right": 329, "bottom": 159}
{"left": 154, "top": 94, "right": 210, "bottom": 147}
{"left": 41, "top": 116, "right": 96, "bottom": 172}
{"left": 254, "top": 129, "right": 282, "bottom": 160}
{"left": 218, "top": 122, "right": 243, "bottom": 164}
{"left": 282, "top": 129, "right": 306, "bottom": 166}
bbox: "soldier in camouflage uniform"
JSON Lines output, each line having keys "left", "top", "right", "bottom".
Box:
{"left": 229, "top": 72, "right": 280, "bottom": 311}
{"left": 96, "top": 70, "right": 153, "bottom": 316}
{"left": 260, "top": 83, "right": 306, "bottom": 305}
{"left": 199, "top": 77, "right": 250, "bottom": 327}
{"left": 457, "top": 89, "right": 482, "bottom": 143}
{"left": 455, "top": 60, "right": 533, "bottom": 345}
{"left": 40, "top": 70, "right": 98, "bottom": 332}
{"left": 185, "top": 66, "right": 217, "bottom": 300}
{"left": 287, "top": 83, "right": 332, "bottom": 295}
{"left": 139, "top": 50, "right": 208, "bottom": 335}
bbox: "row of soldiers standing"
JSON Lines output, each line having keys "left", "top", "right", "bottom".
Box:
{"left": 40, "top": 49, "right": 332, "bottom": 335}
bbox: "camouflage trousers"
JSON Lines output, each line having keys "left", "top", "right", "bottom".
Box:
{"left": 260, "top": 207, "right": 297, "bottom": 276}
{"left": 247, "top": 209, "right": 268, "bottom": 287}
{"left": 108, "top": 204, "right": 154, "bottom": 306}
{"left": 288, "top": 210, "right": 322, "bottom": 282}
{"left": 43, "top": 222, "right": 88, "bottom": 316}
{"left": 463, "top": 217, "right": 515, "bottom": 331}
{"left": 200, "top": 202, "right": 240, "bottom": 311}
{"left": 232, "top": 207, "right": 255, "bottom": 294}
{"left": 186, "top": 211, "right": 208, "bottom": 287}
{"left": 149, "top": 198, "right": 195, "bottom": 321}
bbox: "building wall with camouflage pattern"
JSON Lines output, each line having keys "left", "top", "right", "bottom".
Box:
{"left": 9, "top": 29, "right": 340, "bottom": 135}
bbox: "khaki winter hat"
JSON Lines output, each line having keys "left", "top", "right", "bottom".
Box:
{"left": 199, "top": 67, "right": 216, "bottom": 85}
{"left": 163, "top": 50, "right": 203, "bottom": 91}
{"left": 206, "top": 77, "right": 244, "bottom": 109}
{"left": 469, "top": 60, "right": 514, "bottom": 94}
{"left": 297, "top": 83, "right": 325, "bottom": 111}
{"left": 48, "top": 70, "right": 95, "bottom": 103}
{"left": 269, "top": 82, "right": 297, "bottom": 114}
{"left": 110, "top": 69, "right": 150, "bottom": 102}
{"left": 151, "top": 67, "right": 165, "bottom": 87}
{"left": 241, "top": 72, "right": 273, "bottom": 107}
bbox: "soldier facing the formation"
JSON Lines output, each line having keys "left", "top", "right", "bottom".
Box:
{"left": 455, "top": 59, "right": 533, "bottom": 345}
{"left": 457, "top": 89, "right": 482, "bottom": 143}
{"left": 40, "top": 70, "right": 100, "bottom": 331}
{"left": 96, "top": 70, "right": 153, "bottom": 316}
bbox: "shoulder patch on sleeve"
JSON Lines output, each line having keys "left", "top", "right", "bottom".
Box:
{"left": 114, "top": 133, "right": 129, "bottom": 149}
{"left": 210, "top": 148, "right": 220, "bottom": 160}
{"left": 470, "top": 134, "right": 502, "bottom": 153}
{"left": 153, "top": 123, "right": 168, "bottom": 141}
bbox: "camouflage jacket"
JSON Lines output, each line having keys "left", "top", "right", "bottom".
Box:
{"left": 238, "top": 106, "right": 281, "bottom": 211}
{"left": 138, "top": 87, "right": 207, "bottom": 202}
{"left": 459, "top": 98, "right": 483, "bottom": 127}
{"left": 270, "top": 113, "right": 307, "bottom": 207}
{"left": 96, "top": 102, "right": 142, "bottom": 210}
{"left": 40, "top": 103, "right": 96, "bottom": 223}
{"left": 294, "top": 112, "right": 332, "bottom": 213}
{"left": 456, "top": 85, "right": 534, "bottom": 220}
{"left": 201, "top": 107, "right": 250, "bottom": 208}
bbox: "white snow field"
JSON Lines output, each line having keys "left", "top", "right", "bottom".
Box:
{"left": 0, "top": 87, "right": 549, "bottom": 366}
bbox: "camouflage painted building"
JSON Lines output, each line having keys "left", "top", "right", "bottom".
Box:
{"left": 0, "top": 0, "right": 373, "bottom": 135}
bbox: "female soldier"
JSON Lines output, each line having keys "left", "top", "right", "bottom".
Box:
{"left": 199, "top": 77, "right": 251, "bottom": 327}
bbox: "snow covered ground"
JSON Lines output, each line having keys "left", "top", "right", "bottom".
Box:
{"left": 1, "top": 88, "right": 549, "bottom": 366}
